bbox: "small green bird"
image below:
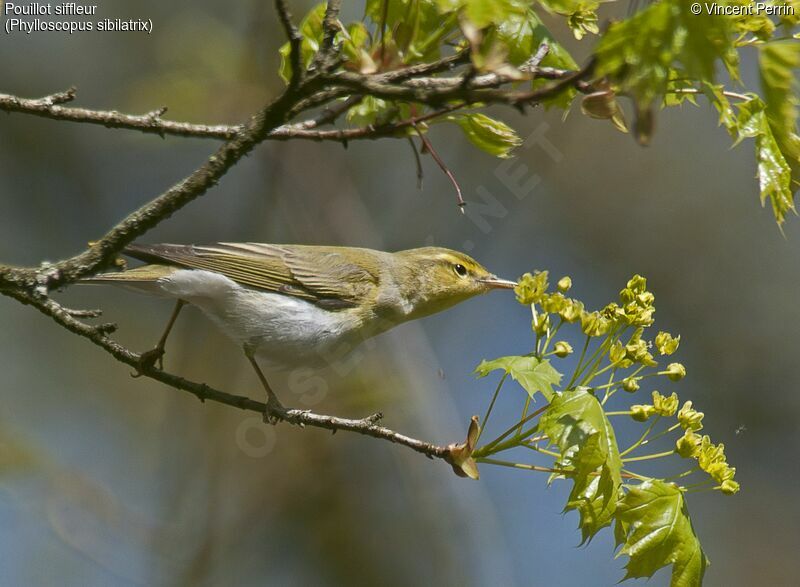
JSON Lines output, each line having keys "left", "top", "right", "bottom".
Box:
{"left": 86, "top": 243, "right": 516, "bottom": 414}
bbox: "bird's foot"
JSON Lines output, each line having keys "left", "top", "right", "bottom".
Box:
{"left": 131, "top": 347, "right": 165, "bottom": 377}
{"left": 262, "top": 398, "right": 287, "bottom": 425}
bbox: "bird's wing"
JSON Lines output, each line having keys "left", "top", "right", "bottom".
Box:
{"left": 123, "top": 243, "right": 378, "bottom": 309}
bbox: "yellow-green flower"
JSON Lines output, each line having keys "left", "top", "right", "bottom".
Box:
{"left": 655, "top": 331, "right": 680, "bottom": 355}
{"left": 559, "top": 299, "right": 584, "bottom": 322}
{"left": 632, "top": 307, "right": 655, "bottom": 327}
{"left": 652, "top": 391, "right": 679, "bottom": 416}
{"left": 532, "top": 312, "right": 550, "bottom": 336}
{"left": 602, "top": 302, "right": 625, "bottom": 323}
{"left": 626, "top": 337, "right": 658, "bottom": 366}
{"left": 581, "top": 311, "right": 611, "bottom": 337}
{"left": 540, "top": 292, "right": 567, "bottom": 314}
{"left": 609, "top": 341, "right": 627, "bottom": 365}
{"left": 557, "top": 276, "right": 572, "bottom": 292}
{"left": 636, "top": 291, "right": 655, "bottom": 307}
{"left": 720, "top": 479, "right": 740, "bottom": 495}
{"left": 698, "top": 436, "right": 727, "bottom": 474}
{"left": 627, "top": 275, "right": 647, "bottom": 293}
{"left": 676, "top": 429, "right": 702, "bottom": 458}
{"left": 678, "top": 401, "right": 704, "bottom": 430}
{"left": 515, "top": 271, "right": 549, "bottom": 305}
{"left": 665, "top": 362, "right": 686, "bottom": 381}
{"left": 554, "top": 341, "right": 573, "bottom": 357}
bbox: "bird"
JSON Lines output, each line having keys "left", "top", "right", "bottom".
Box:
{"left": 84, "top": 242, "right": 517, "bottom": 416}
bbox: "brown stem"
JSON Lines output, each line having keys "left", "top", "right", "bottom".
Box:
{"left": 413, "top": 121, "right": 465, "bottom": 211}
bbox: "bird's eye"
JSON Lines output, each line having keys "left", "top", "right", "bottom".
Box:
{"left": 454, "top": 263, "right": 468, "bottom": 277}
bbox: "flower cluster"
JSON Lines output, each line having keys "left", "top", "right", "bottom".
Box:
{"left": 673, "top": 401, "right": 739, "bottom": 494}
{"left": 516, "top": 271, "right": 584, "bottom": 323}
{"left": 512, "top": 269, "right": 739, "bottom": 497}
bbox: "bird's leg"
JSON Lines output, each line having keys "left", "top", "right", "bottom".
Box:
{"left": 135, "top": 300, "right": 186, "bottom": 375}
{"left": 245, "top": 350, "right": 286, "bottom": 424}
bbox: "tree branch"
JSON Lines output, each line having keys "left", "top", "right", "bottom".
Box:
{"left": 275, "top": 0, "right": 304, "bottom": 87}
{"left": 2, "top": 288, "right": 461, "bottom": 463}
{"left": 0, "top": 88, "right": 364, "bottom": 141}
{"left": 316, "top": 0, "right": 343, "bottom": 65}
{"left": 0, "top": 55, "right": 587, "bottom": 142}
{"left": 328, "top": 59, "right": 595, "bottom": 106}
{"left": 0, "top": 89, "right": 242, "bottom": 139}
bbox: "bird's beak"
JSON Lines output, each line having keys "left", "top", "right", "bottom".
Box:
{"left": 479, "top": 275, "right": 518, "bottom": 290}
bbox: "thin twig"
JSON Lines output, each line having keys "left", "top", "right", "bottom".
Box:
{"left": 317, "top": 0, "right": 343, "bottom": 65}
{"left": 407, "top": 137, "right": 424, "bottom": 190}
{"left": 379, "top": 0, "right": 389, "bottom": 64}
{"left": 413, "top": 121, "right": 465, "bottom": 211}
{"left": 330, "top": 58, "right": 595, "bottom": 106}
{"left": 0, "top": 89, "right": 366, "bottom": 141}
{"left": 0, "top": 90, "right": 243, "bottom": 139}
{"left": 670, "top": 87, "right": 751, "bottom": 102}
{"left": 275, "top": 0, "right": 304, "bottom": 87}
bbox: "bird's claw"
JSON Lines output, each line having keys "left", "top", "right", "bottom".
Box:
{"left": 131, "top": 347, "right": 165, "bottom": 377}
{"left": 262, "top": 399, "right": 287, "bottom": 425}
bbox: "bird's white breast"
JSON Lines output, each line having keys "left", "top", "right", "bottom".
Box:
{"left": 154, "top": 269, "right": 367, "bottom": 365}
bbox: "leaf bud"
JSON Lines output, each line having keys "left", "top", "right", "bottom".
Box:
{"left": 622, "top": 377, "right": 640, "bottom": 393}
{"left": 630, "top": 404, "right": 655, "bottom": 422}
{"left": 665, "top": 362, "right": 687, "bottom": 381}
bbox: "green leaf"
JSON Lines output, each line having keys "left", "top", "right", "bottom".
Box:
{"left": 759, "top": 41, "right": 800, "bottom": 217}
{"left": 702, "top": 83, "right": 740, "bottom": 132}
{"left": 616, "top": 480, "right": 709, "bottom": 587}
{"left": 538, "top": 388, "right": 623, "bottom": 542}
{"left": 595, "top": 0, "right": 738, "bottom": 108}
{"left": 736, "top": 97, "right": 796, "bottom": 223}
{"left": 452, "top": 113, "right": 523, "bottom": 158}
{"left": 465, "top": 0, "right": 528, "bottom": 29}
{"left": 475, "top": 356, "right": 562, "bottom": 401}
{"left": 340, "top": 22, "right": 374, "bottom": 70}
{"left": 491, "top": 9, "right": 579, "bottom": 108}
{"left": 346, "top": 95, "right": 411, "bottom": 127}
{"left": 278, "top": 3, "right": 327, "bottom": 83}
{"left": 367, "top": 0, "right": 452, "bottom": 62}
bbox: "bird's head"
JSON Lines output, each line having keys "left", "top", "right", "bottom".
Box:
{"left": 391, "top": 247, "right": 517, "bottom": 319}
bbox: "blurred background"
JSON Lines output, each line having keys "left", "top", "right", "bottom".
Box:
{"left": 1, "top": 1, "right": 798, "bottom": 585}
